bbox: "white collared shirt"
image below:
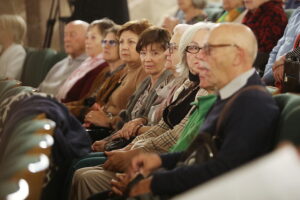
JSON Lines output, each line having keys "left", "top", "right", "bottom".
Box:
{"left": 219, "top": 68, "right": 256, "bottom": 100}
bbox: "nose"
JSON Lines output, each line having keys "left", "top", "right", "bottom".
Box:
{"left": 196, "top": 48, "right": 207, "bottom": 61}
{"left": 164, "top": 48, "right": 170, "bottom": 56}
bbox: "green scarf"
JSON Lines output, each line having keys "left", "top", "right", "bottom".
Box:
{"left": 217, "top": 7, "right": 245, "bottom": 23}
{"left": 170, "top": 94, "right": 217, "bottom": 152}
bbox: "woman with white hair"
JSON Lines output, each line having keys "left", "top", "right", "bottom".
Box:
{"left": 0, "top": 14, "right": 26, "bottom": 80}
{"left": 162, "top": 0, "right": 207, "bottom": 34}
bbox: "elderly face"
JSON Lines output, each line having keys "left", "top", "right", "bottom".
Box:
{"left": 140, "top": 43, "right": 166, "bottom": 76}
{"left": 244, "top": 0, "right": 268, "bottom": 11}
{"left": 164, "top": 32, "right": 181, "bottom": 74}
{"left": 119, "top": 30, "right": 140, "bottom": 64}
{"left": 102, "top": 32, "right": 119, "bottom": 62}
{"left": 85, "top": 26, "right": 103, "bottom": 58}
{"left": 64, "top": 23, "right": 87, "bottom": 58}
{"left": 187, "top": 29, "right": 217, "bottom": 89}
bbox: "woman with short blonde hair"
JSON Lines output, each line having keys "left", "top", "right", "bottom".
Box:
{"left": 0, "top": 14, "right": 27, "bottom": 80}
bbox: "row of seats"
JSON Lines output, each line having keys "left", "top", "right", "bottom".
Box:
{"left": 0, "top": 78, "right": 56, "bottom": 200}
{"left": 20, "top": 48, "right": 67, "bottom": 88}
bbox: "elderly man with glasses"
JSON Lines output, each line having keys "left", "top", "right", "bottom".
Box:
{"left": 111, "top": 23, "right": 280, "bottom": 199}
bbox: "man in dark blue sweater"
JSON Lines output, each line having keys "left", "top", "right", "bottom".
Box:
{"left": 112, "top": 23, "right": 280, "bottom": 198}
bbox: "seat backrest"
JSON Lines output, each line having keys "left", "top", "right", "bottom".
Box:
{"left": 273, "top": 93, "right": 300, "bottom": 146}
{"left": 21, "top": 48, "right": 67, "bottom": 87}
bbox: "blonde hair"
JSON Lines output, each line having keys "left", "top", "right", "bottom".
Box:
{"left": 0, "top": 15, "right": 27, "bottom": 44}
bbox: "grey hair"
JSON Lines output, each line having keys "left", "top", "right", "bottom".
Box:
{"left": 173, "top": 24, "right": 191, "bottom": 35}
{"left": 176, "top": 22, "right": 216, "bottom": 74}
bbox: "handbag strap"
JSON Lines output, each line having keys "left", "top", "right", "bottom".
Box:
{"left": 214, "top": 85, "right": 268, "bottom": 138}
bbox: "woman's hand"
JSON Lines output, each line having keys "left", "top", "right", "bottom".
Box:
{"left": 84, "top": 109, "right": 110, "bottom": 127}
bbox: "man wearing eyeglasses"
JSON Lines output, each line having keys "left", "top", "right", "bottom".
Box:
{"left": 120, "top": 23, "right": 280, "bottom": 198}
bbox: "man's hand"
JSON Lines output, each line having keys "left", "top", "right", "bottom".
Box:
{"left": 128, "top": 153, "right": 162, "bottom": 177}
{"left": 129, "top": 177, "right": 152, "bottom": 197}
{"left": 91, "top": 140, "right": 107, "bottom": 152}
{"left": 103, "top": 149, "right": 141, "bottom": 172}
{"left": 111, "top": 173, "right": 131, "bottom": 196}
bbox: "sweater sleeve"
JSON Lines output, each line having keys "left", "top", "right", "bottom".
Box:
{"left": 150, "top": 90, "right": 280, "bottom": 196}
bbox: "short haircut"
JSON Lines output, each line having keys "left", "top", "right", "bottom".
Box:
{"left": 0, "top": 14, "right": 27, "bottom": 44}
{"left": 117, "top": 19, "right": 152, "bottom": 37}
{"left": 177, "top": 22, "right": 216, "bottom": 74}
{"left": 136, "top": 26, "right": 171, "bottom": 53}
{"left": 103, "top": 25, "right": 121, "bottom": 39}
{"left": 89, "top": 18, "right": 115, "bottom": 35}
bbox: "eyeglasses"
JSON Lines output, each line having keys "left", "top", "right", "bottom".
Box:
{"left": 101, "top": 40, "right": 119, "bottom": 47}
{"left": 185, "top": 45, "right": 203, "bottom": 54}
{"left": 166, "top": 42, "right": 178, "bottom": 54}
{"left": 203, "top": 43, "right": 239, "bottom": 55}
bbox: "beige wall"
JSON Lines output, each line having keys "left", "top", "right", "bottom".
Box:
{"left": 0, "top": 0, "right": 71, "bottom": 51}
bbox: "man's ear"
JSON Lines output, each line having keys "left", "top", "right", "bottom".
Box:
{"left": 233, "top": 47, "right": 244, "bottom": 66}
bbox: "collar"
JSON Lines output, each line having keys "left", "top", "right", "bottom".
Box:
{"left": 69, "top": 53, "right": 88, "bottom": 62}
{"left": 219, "top": 68, "right": 255, "bottom": 100}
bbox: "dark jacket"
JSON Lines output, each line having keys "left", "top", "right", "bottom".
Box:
{"left": 151, "top": 72, "right": 280, "bottom": 196}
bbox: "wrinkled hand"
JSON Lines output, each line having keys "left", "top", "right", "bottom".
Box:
{"left": 129, "top": 177, "right": 152, "bottom": 197}
{"left": 128, "top": 153, "right": 162, "bottom": 177}
{"left": 272, "top": 55, "right": 286, "bottom": 83}
{"left": 84, "top": 109, "right": 110, "bottom": 127}
{"left": 111, "top": 173, "right": 131, "bottom": 196}
{"left": 117, "top": 119, "right": 144, "bottom": 140}
{"left": 91, "top": 140, "right": 107, "bottom": 152}
{"left": 103, "top": 150, "right": 140, "bottom": 172}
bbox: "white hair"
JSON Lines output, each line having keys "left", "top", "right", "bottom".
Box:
{"left": 176, "top": 22, "right": 216, "bottom": 74}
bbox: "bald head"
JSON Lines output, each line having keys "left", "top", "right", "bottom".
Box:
{"left": 210, "top": 23, "right": 258, "bottom": 65}
{"left": 64, "top": 20, "right": 89, "bottom": 58}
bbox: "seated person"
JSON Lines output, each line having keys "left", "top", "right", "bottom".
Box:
{"left": 39, "top": 20, "right": 89, "bottom": 95}
{"left": 83, "top": 26, "right": 173, "bottom": 136}
{"left": 76, "top": 19, "right": 151, "bottom": 134}
{"left": 162, "top": 0, "right": 207, "bottom": 34}
{"left": 108, "top": 23, "right": 280, "bottom": 199}
{"left": 0, "top": 14, "right": 26, "bottom": 80}
{"left": 263, "top": 7, "right": 300, "bottom": 86}
{"left": 56, "top": 18, "right": 115, "bottom": 103}
{"left": 65, "top": 26, "right": 126, "bottom": 120}
{"left": 69, "top": 22, "right": 215, "bottom": 200}
{"left": 216, "top": 0, "right": 245, "bottom": 23}
{"left": 285, "top": 0, "right": 300, "bottom": 9}
{"left": 242, "top": 0, "right": 287, "bottom": 76}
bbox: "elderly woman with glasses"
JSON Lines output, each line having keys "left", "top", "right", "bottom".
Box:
{"left": 65, "top": 25, "right": 127, "bottom": 120}
{"left": 56, "top": 18, "right": 115, "bottom": 103}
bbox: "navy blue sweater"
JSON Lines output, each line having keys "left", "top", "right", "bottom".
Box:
{"left": 151, "top": 73, "right": 280, "bottom": 196}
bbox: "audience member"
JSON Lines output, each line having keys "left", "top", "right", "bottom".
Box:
{"left": 39, "top": 20, "right": 89, "bottom": 95}
{"left": 263, "top": 7, "right": 300, "bottom": 85}
{"left": 0, "top": 14, "right": 26, "bottom": 80}
{"left": 216, "top": 0, "right": 245, "bottom": 23}
{"left": 56, "top": 18, "right": 115, "bottom": 103}
{"left": 65, "top": 26, "right": 126, "bottom": 120}
{"left": 285, "top": 0, "right": 300, "bottom": 9}
{"left": 242, "top": 0, "right": 287, "bottom": 76}
{"left": 69, "top": 22, "right": 215, "bottom": 200}
{"left": 112, "top": 23, "right": 279, "bottom": 198}
{"left": 162, "top": 0, "right": 207, "bottom": 33}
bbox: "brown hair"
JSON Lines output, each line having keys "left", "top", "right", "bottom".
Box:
{"left": 0, "top": 14, "right": 26, "bottom": 44}
{"left": 89, "top": 18, "right": 115, "bottom": 35}
{"left": 117, "top": 19, "right": 152, "bottom": 37}
{"left": 103, "top": 25, "right": 121, "bottom": 39}
{"left": 136, "top": 26, "right": 171, "bottom": 52}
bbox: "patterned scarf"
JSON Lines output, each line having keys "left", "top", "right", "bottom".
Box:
{"left": 217, "top": 7, "right": 245, "bottom": 23}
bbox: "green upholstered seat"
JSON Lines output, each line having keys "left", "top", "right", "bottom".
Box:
{"left": 0, "top": 79, "right": 21, "bottom": 98}
{"left": 21, "top": 48, "right": 67, "bottom": 87}
{"left": 273, "top": 93, "right": 300, "bottom": 146}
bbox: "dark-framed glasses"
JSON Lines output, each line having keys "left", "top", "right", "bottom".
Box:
{"left": 185, "top": 45, "right": 203, "bottom": 54}
{"left": 166, "top": 42, "right": 178, "bottom": 54}
{"left": 101, "top": 40, "right": 119, "bottom": 47}
{"left": 203, "top": 43, "right": 240, "bottom": 55}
